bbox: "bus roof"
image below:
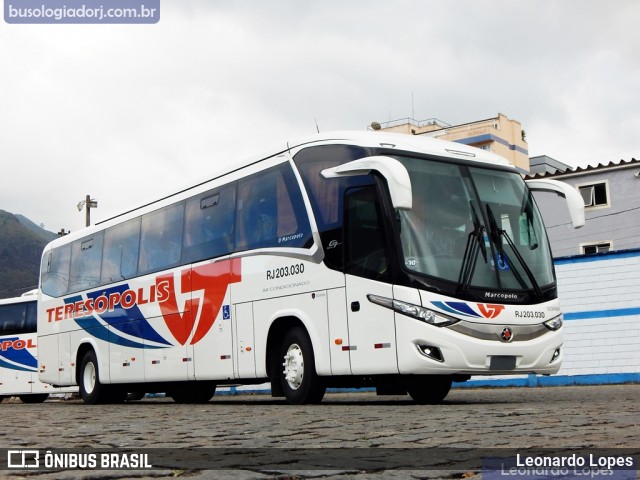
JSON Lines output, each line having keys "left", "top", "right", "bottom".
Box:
{"left": 285, "top": 130, "right": 512, "bottom": 168}
{"left": 0, "top": 295, "right": 36, "bottom": 306}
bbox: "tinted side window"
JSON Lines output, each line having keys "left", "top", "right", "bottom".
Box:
{"left": 138, "top": 203, "right": 184, "bottom": 275}
{"left": 344, "top": 186, "right": 390, "bottom": 281}
{"left": 0, "top": 301, "right": 36, "bottom": 335}
{"left": 41, "top": 244, "right": 71, "bottom": 297}
{"left": 183, "top": 183, "right": 236, "bottom": 264}
{"left": 294, "top": 145, "right": 375, "bottom": 270}
{"left": 25, "top": 301, "right": 37, "bottom": 332}
{"left": 101, "top": 217, "right": 141, "bottom": 284}
{"left": 69, "top": 233, "right": 104, "bottom": 293}
{"left": 294, "top": 144, "right": 372, "bottom": 232}
{"left": 235, "top": 163, "right": 311, "bottom": 251}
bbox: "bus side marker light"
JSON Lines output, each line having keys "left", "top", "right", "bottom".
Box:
{"left": 334, "top": 339, "right": 343, "bottom": 345}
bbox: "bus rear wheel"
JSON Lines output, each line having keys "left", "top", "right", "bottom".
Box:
{"left": 406, "top": 375, "right": 452, "bottom": 404}
{"left": 19, "top": 394, "right": 49, "bottom": 404}
{"left": 79, "top": 350, "right": 126, "bottom": 404}
{"left": 169, "top": 382, "right": 216, "bottom": 403}
{"left": 279, "top": 327, "right": 325, "bottom": 405}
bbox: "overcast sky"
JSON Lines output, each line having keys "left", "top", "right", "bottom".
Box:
{"left": 1, "top": 1, "right": 639, "bottom": 233}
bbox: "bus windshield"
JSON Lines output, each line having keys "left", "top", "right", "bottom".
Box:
{"left": 396, "top": 156, "right": 554, "bottom": 298}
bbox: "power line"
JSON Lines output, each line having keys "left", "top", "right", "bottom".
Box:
{"left": 546, "top": 204, "right": 640, "bottom": 229}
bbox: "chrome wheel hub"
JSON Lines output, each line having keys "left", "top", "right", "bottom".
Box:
{"left": 283, "top": 343, "right": 304, "bottom": 390}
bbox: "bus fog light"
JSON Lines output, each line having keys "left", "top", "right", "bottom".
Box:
{"left": 416, "top": 344, "right": 444, "bottom": 362}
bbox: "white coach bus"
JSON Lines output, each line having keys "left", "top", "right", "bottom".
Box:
{"left": 37, "top": 131, "right": 584, "bottom": 405}
{"left": 0, "top": 292, "right": 76, "bottom": 403}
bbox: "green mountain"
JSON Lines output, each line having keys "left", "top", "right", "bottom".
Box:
{"left": 14, "top": 214, "right": 58, "bottom": 243}
{"left": 0, "top": 210, "right": 57, "bottom": 299}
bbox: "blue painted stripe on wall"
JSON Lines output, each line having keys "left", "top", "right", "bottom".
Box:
{"left": 454, "top": 372, "right": 640, "bottom": 388}
{"left": 564, "top": 307, "right": 640, "bottom": 321}
{"left": 554, "top": 248, "right": 640, "bottom": 265}
{"left": 454, "top": 134, "right": 528, "bottom": 155}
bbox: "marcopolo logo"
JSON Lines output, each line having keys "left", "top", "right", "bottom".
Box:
{"left": 4, "top": 0, "right": 160, "bottom": 24}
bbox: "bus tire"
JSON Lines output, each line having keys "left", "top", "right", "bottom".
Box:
{"left": 79, "top": 350, "right": 109, "bottom": 404}
{"left": 126, "top": 392, "right": 146, "bottom": 401}
{"left": 406, "top": 375, "right": 452, "bottom": 404}
{"left": 279, "top": 326, "right": 325, "bottom": 405}
{"left": 169, "top": 382, "right": 216, "bottom": 404}
{"left": 19, "top": 394, "right": 49, "bottom": 404}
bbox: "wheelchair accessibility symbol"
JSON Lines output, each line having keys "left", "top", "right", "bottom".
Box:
{"left": 496, "top": 253, "right": 510, "bottom": 271}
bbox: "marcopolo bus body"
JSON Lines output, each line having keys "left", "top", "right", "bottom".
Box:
{"left": 0, "top": 291, "right": 76, "bottom": 403}
{"left": 37, "top": 131, "right": 584, "bottom": 404}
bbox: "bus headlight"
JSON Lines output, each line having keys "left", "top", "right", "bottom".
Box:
{"left": 543, "top": 315, "right": 563, "bottom": 331}
{"left": 367, "top": 294, "right": 459, "bottom": 327}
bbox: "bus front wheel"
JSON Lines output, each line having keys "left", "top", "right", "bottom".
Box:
{"left": 406, "top": 375, "right": 452, "bottom": 404}
{"left": 279, "top": 327, "right": 325, "bottom": 405}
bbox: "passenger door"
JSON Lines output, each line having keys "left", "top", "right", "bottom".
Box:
{"left": 343, "top": 186, "right": 398, "bottom": 375}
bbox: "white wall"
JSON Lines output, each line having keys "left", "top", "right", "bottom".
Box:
{"left": 555, "top": 250, "right": 640, "bottom": 379}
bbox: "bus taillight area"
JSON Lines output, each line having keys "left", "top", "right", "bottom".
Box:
{"left": 395, "top": 313, "right": 564, "bottom": 377}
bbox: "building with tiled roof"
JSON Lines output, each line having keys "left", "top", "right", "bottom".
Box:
{"left": 526, "top": 157, "right": 640, "bottom": 258}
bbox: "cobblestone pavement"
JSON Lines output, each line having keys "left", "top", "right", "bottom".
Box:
{"left": 1, "top": 384, "right": 639, "bottom": 479}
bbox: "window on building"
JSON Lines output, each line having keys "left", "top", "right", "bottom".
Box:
{"left": 578, "top": 182, "right": 608, "bottom": 208}
{"left": 581, "top": 242, "right": 612, "bottom": 255}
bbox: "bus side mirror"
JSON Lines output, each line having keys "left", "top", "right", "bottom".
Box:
{"left": 526, "top": 178, "right": 585, "bottom": 229}
{"left": 320, "top": 156, "right": 412, "bottom": 210}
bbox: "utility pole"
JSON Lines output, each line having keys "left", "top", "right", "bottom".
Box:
{"left": 77, "top": 195, "right": 98, "bottom": 227}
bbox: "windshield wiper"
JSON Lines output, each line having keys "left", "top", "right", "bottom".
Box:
{"left": 457, "top": 202, "right": 487, "bottom": 294}
{"left": 485, "top": 204, "right": 543, "bottom": 298}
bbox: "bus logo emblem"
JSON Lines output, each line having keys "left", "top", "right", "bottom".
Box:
{"left": 500, "top": 327, "right": 514, "bottom": 342}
